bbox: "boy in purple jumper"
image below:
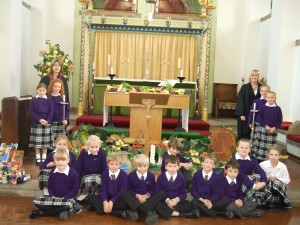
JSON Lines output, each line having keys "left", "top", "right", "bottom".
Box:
{"left": 76, "top": 135, "right": 107, "bottom": 200}
{"left": 215, "top": 160, "right": 263, "bottom": 219}
{"left": 29, "top": 150, "right": 82, "bottom": 220}
{"left": 38, "top": 135, "right": 76, "bottom": 191}
{"left": 254, "top": 91, "right": 283, "bottom": 162}
{"left": 88, "top": 153, "right": 128, "bottom": 219}
{"left": 155, "top": 155, "right": 199, "bottom": 219}
{"left": 232, "top": 139, "right": 268, "bottom": 205}
{"left": 161, "top": 139, "right": 193, "bottom": 190}
{"left": 121, "top": 154, "right": 163, "bottom": 225}
{"left": 191, "top": 153, "right": 220, "bottom": 218}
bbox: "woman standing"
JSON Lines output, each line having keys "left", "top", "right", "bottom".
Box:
{"left": 40, "top": 59, "right": 69, "bottom": 101}
{"left": 234, "top": 69, "right": 262, "bottom": 140}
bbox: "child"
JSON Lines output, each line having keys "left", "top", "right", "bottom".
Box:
{"left": 248, "top": 84, "right": 270, "bottom": 160}
{"left": 259, "top": 145, "right": 292, "bottom": 211}
{"left": 161, "top": 139, "right": 193, "bottom": 190}
{"left": 76, "top": 135, "right": 107, "bottom": 200}
{"left": 255, "top": 91, "right": 283, "bottom": 162}
{"left": 155, "top": 155, "right": 199, "bottom": 219}
{"left": 29, "top": 149, "right": 82, "bottom": 220}
{"left": 121, "top": 154, "right": 162, "bottom": 225}
{"left": 39, "top": 135, "right": 76, "bottom": 191}
{"left": 48, "top": 78, "right": 70, "bottom": 144}
{"left": 232, "top": 139, "right": 268, "bottom": 206}
{"left": 29, "top": 83, "right": 53, "bottom": 165}
{"left": 191, "top": 153, "right": 220, "bottom": 218}
{"left": 87, "top": 153, "right": 128, "bottom": 219}
{"left": 215, "top": 159, "right": 263, "bottom": 219}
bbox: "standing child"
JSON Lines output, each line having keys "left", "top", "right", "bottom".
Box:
{"left": 48, "top": 78, "right": 70, "bottom": 144}
{"left": 29, "top": 150, "right": 82, "bottom": 220}
{"left": 121, "top": 154, "right": 163, "bottom": 225}
{"left": 215, "top": 159, "right": 263, "bottom": 219}
{"left": 191, "top": 153, "right": 220, "bottom": 218}
{"left": 88, "top": 153, "right": 128, "bottom": 219}
{"left": 248, "top": 84, "right": 270, "bottom": 159}
{"left": 39, "top": 135, "right": 77, "bottom": 191}
{"left": 259, "top": 145, "right": 292, "bottom": 211}
{"left": 155, "top": 155, "right": 199, "bottom": 220}
{"left": 161, "top": 139, "right": 193, "bottom": 190}
{"left": 255, "top": 91, "right": 283, "bottom": 162}
{"left": 29, "top": 83, "right": 53, "bottom": 165}
{"left": 76, "top": 135, "right": 107, "bottom": 200}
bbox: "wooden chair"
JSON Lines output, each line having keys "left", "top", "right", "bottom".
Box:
{"left": 209, "top": 128, "right": 236, "bottom": 161}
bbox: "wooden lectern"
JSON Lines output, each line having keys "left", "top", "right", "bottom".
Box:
{"left": 105, "top": 92, "right": 189, "bottom": 155}
{"left": 1, "top": 96, "right": 32, "bottom": 153}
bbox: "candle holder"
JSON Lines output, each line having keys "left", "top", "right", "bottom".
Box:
{"left": 106, "top": 74, "right": 116, "bottom": 128}
{"left": 174, "top": 76, "right": 186, "bottom": 132}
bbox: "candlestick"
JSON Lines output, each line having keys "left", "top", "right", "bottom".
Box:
{"left": 108, "top": 54, "right": 111, "bottom": 65}
{"left": 178, "top": 58, "right": 181, "bottom": 69}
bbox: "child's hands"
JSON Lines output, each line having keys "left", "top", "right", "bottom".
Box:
{"left": 265, "top": 125, "right": 271, "bottom": 131}
{"left": 62, "top": 120, "right": 68, "bottom": 126}
{"left": 255, "top": 182, "right": 266, "bottom": 190}
{"left": 136, "top": 194, "right": 147, "bottom": 203}
{"left": 240, "top": 116, "right": 246, "bottom": 121}
{"left": 47, "top": 162, "right": 55, "bottom": 168}
{"left": 200, "top": 198, "right": 212, "bottom": 209}
{"left": 268, "top": 176, "right": 277, "bottom": 181}
{"left": 103, "top": 201, "right": 113, "bottom": 213}
{"left": 39, "top": 119, "right": 48, "bottom": 125}
{"left": 249, "top": 124, "right": 253, "bottom": 129}
{"left": 235, "top": 199, "right": 243, "bottom": 207}
{"left": 269, "top": 127, "right": 276, "bottom": 133}
{"left": 166, "top": 197, "right": 179, "bottom": 208}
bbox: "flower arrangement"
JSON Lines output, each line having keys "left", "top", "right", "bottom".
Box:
{"left": 34, "top": 40, "right": 73, "bottom": 81}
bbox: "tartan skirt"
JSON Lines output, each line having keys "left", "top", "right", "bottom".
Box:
{"left": 242, "top": 174, "right": 272, "bottom": 206}
{"left": 251, "top": 125, "right": 277, "bottom": 161}
{"left": 33, "top": 195, "right": 77, "bottom": 211}
{"left": 80, "top": 174, "right": 101, "bottom": 189}
{"left": 29, "top": 124, "right": 52, "bottom": 148}
{"left": 51, "top": 122, "right": 64, "bottom": 146}
{"left": 264, "top": 179, "right": 291, "bottom": 207}
{"left": 38, "top": 169, "right": 51, "bottom": 189}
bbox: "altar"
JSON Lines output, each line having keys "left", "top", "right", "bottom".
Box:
{"left": 93, "top": 78, "right": 196, "bottom": 118}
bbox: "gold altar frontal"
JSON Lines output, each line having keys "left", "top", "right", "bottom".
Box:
{"left": 105, "top": 92, "right": 190, "bottom": 155}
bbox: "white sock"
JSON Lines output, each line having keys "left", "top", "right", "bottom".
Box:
{"left": 42, "top": 154, "right": 47, "bottom": 160}
{"left": 36, "top": 154, "right": 41, "bottom": 162}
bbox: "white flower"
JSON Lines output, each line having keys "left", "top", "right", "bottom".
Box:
{"left": 65, "top": 59, "right": 69, "bottom": 63}
{"left": 47, "top": 62, "right": 51, "bottom": 66}
{"left": 38, "top": 72, "right": 42, "bottom": 75}
{"left": 53, "top": 50, "right": 58, "bottom": 55}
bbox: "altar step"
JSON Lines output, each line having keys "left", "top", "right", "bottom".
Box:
{"left": 70, "top": 114, "right": 211, "bottom": 136}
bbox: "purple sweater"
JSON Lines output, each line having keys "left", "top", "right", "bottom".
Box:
{"left": 219, "top": 176, "right": 244, "bottom": 203}
{"left": 156, "top": 172, "right": 187, "bottom": 202}
{"left": 99, "top": 169, "right": 128, "bottom": 203}
{"left": 48, "top": 166, "right": 79, "bottom": 199}
{"left": 76, "top": 149, "right": 107, "bottom": 179}
{"left": 191, "top": 170, "right": 220, "bottom": 203}
{"left": 248, "top": 98, "right": 266, "bottom": 124}
{"left": 39, "top": 150, "right": 77, "bottom": 170}
{"left": 50, "top": 95, "right": 70, "bottom": 122}
{"left": 128, "top": 170, "right": 156, "bottom": 197}
{"left": 29, "top": 97, "right": 53, "bottom": 124}
{"left": 161, "top": 152, "right": 190, "bottom": 172}
{"left": 257, "top": 104, "right": 283, "bottom": 128}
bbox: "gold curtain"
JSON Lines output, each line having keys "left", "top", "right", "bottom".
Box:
{"left": 93, "top": 31, "right": 198, "bottom": 81}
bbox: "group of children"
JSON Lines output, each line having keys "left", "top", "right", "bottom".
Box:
{"left": 29, "top": 135, "right": 292, "bottom": 223}
{"left": 29, "top": 79, "right": 70, "bottom": 166}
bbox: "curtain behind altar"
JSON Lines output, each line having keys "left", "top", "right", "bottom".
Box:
{"left": 93, "top": 31, "right": 198, "bottom": 81}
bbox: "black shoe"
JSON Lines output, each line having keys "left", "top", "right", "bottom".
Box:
{"left": 250, "top": 209, "right": 264, "bottom": 218}
{"left": 126, "top": 210, "right": 139, "bottom": 221}
{"left": 59, "top": 211, "right": 71, "bottom": 220}
{"left": 28, "top": 210, "right": 42, "bottom": 219}
{"left": 284, "top": 202, "right": 293, "bottom": 209}
{"left": 268, "top": 207, "right": 280, "bottom": 212}
{"left": 113, "top": 210, "right": 126, "bottom": 219}
{"left": 36, "top": 160, "right": 41, "bottom": 166}
{"left": 145, "top": 211, "right": 159, "bottom": 225}
{"left": 225, "top": 211, "right": 234, "bottom": 219}
{"left": 87, "top": 204, "right": 94, "bottom": 211}
{"left": 180, "top": 209, "right": 200, "bottom": 218}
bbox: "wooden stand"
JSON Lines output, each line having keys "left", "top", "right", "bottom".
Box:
{"left": 105, "top": 92, "right": 189, "bottom": 156}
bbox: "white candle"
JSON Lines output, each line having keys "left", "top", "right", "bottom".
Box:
{"left": 63, "top": 95, "right": 66, "bottom": 102}
{"left": 180, "top": 69, "right": 183, "bottom": 77}
{"left": 178, "top": 58, "right": 181, "bottom": 69}
{"left": 146, "top": 69, "right": 149, "bottom": 75}
{"left": 253, "top": 103, "right": 256, "bottom": 110}
{"left": 108, "top": 54, "right": 111, "bottom": 65}
{"left": 110, "top": 67, "right": 114, "bottom": 74}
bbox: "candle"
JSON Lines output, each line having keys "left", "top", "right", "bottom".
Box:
{"left": 180, "top": 69, "right": 183, "bottom": 77}
{"left": 63, "top": 95, "right": 66, "bottom": 102}
{"left": 146, "top": 69, "right": 149, "bottom": 75}
{"left": 148, "top": 12, "right": 153, "bottom": 21}
{"left": 110, "top": 67, "right": 114, "bottom": 74}
{"left": 108, "top": 54, "right": 111, "bottom": 65}
{"left": 253, "top": 103, "right": 256, "bottom": 110}
{"left": 178, "top": 58, "right": 181, "bottom": 69}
